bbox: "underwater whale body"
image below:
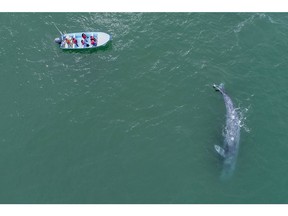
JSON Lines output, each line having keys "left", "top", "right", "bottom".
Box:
{"left": 213, "top": 83, "right": 241, "bottom": 179}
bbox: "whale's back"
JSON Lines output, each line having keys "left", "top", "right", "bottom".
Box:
{"left": 213, "top": 83, "right": 241, "bottom": 179}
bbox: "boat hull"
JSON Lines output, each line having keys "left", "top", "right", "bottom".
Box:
{"left": 58, "top": 32, "right": 111, "bottom": 50}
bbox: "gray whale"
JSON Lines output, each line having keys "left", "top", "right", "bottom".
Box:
{"left": 213, "top": 83, "right": 241, "bottom": 179}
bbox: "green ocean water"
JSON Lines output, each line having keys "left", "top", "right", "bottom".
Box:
{"left": 0, "top": 12, "right": 288, "bottom": 204}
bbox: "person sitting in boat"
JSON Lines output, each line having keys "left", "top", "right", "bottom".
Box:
{"left": 90, "top": 36, "right": 97, "bottom": 46}
{"left": 81, "top": 39, "right": 90, "bottom": 48}
{"left": 72, "top": 37, "right": 78, "bottom": 47}
{"left": 60, "top": 37, "right": 66, "bottom": 47}
{"left": 82, "top": 33, "right": 88, "bottom": 42}
{"left": 91, "top": 40, "right": 96, "bottom": 46}
{"left": 81, "top": 39, "right": 85, "bottom": 47}
{"left": 65, "top": 37, "right": 72, "bottom": 47}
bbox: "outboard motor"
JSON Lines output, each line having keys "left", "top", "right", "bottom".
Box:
{"left": 54, "top": 37, "right": 62, "bottom": 44}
